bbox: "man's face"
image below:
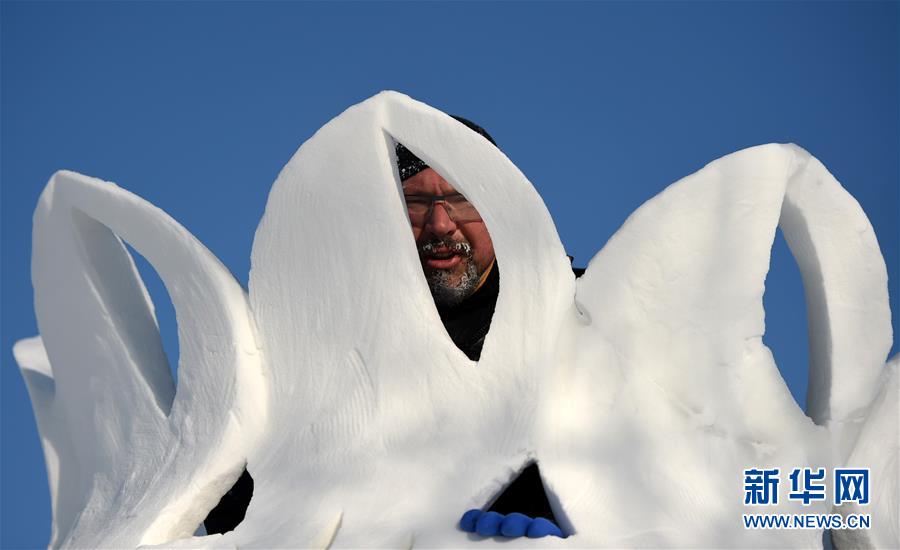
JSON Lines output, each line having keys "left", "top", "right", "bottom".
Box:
{"left": 402, "top": 168, "right": 495, "bottom": 306}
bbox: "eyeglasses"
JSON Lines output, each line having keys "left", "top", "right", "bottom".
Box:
{"left": 404, "top": 193, "right": 482, "bottom": 226}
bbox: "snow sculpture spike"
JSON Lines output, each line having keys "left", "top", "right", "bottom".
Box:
{"left": 14, "top": 91, "right": 896, "bottom": 548}
{"left": 15, "top": 173, "right": 265, "bottom": 547}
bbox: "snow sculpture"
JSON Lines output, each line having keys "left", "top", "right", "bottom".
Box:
{"left": 13, "top": 91, "right": 896, "bottom": 548}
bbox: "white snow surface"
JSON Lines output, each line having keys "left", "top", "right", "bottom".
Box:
{"left": 13, "top": 91, "right": 896, "bottom": 548}
{"left": 830, "top": 356, "right": 898, "bottom": 549}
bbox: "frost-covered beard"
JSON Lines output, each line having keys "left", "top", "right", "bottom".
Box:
{"left": 420, "top": 238, "right": 480, "bottom": 307}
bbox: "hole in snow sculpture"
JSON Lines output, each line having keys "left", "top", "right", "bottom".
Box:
{"left": 459, "top": 461, "right": 570, "bottom": 538}
{"left": 393, "top": 118, "right": 506, "bottom": 362}
{"left": 397, "top": 157, "right": 501, "bottom": 362}
{"left": 203, "top": 467, "right": 254, "bottom": 535}
{"left": 762, "top": 229, "right": 810, "bottom": 412}
{"left": 69, "top": 208, "right": 177, "bottom": 413}
{"left": 122, "top": 241, "right": 181, "bottom": 385}
{"left": 484, "top": 461, "right": 563, "bottom": 530}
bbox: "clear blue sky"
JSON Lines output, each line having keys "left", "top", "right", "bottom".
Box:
{"left": 2, "top": 2, "right": 897, "bottom": 547}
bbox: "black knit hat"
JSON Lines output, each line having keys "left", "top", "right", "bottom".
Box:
{"left": 396, "top": 115, "right": 498, "bottom": 182}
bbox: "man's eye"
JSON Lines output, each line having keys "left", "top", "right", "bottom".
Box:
{"left": 404, "top": 196, "right": 430, "bottom": 205}
{"left": 446, "top": 195, "right": 471, "bottom": 205}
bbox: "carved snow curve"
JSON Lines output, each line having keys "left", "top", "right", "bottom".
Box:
{"left": 16, "top": 172, "right": 265, "bottom": 547}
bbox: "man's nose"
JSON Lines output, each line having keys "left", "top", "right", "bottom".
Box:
{"left": 425, "top": 202, "right": 457, "bottom": 237}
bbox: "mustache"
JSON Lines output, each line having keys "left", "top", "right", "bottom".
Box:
{"left": 420, "top": 238, "right": 472, "bottom": 256}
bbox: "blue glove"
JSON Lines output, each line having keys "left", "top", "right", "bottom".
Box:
{"left": 526, "top": 517, "right": 564, "bottom": 538}
{"left": 458, "top": 509, "right": 565, "bottom": 538}
{"left": 475, "top": 511, "right": 504, "bottom": 536}
{"left": 459, "top": 509, "right": 482, "bottom": 533}
{"left": 499, "top": 512, "right": 530, "bottom": 537}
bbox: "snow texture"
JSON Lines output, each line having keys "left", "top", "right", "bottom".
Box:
{"left": 13, "top": 91, "right": 896, "bottom": 548}
{"left": 830, "top": 356, "right": 898, "bottom": 549}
